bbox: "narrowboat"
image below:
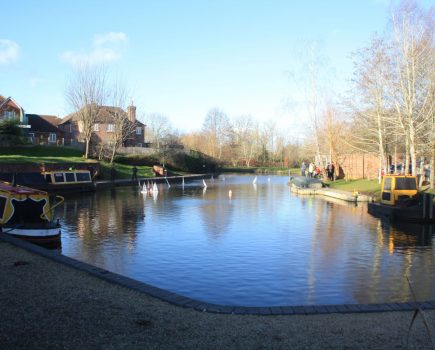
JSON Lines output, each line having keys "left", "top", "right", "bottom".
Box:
{"left": 0, "top": 170, "right": 95, "bottom": 194}
{"left": 0, "top": 181, "right": 63, "bottom": 242}
{"left": 367, "top": 175, "right": 434, "bottom": 223}
{"left": 41, "top": 169, "right": 95, "bottom": 193}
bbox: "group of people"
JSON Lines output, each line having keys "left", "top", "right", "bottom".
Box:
{"left": 300, "top": 161, "right": 335, "bottom": 181}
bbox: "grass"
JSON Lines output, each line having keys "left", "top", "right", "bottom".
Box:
{"left": 98, "top": 161, "right": 154, "bottom": 180}
{"left": 326, "top": 179, "right": 382, "bottom": 197}
{"left": 0, "top": 146, "right": 92, "bottom": 164}
{"left": 0, "top": 145, "right": 186, "bottom": 180}
{"left": 222, "top": 166, "right": 299, "bottom": 175}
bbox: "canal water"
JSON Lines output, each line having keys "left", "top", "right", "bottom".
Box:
{"left": 57, "top": 175, "right": 434, "bottom": 307}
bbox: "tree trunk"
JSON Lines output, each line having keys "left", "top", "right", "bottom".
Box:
{"left": 85, "top": 138, "right": 90, "bottom": 159}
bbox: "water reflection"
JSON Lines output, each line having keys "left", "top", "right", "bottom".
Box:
{"left": 56, "top": 175, "right": 434, "bottom": 306}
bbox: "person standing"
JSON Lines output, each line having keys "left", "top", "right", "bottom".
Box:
{"left": 110, "top": 165, "right": 116, "bottom": 181}
{"left": 308, "top": 162, "right": 314, "bottom": 178}
{"left": 301, "top": 162, "right": 306, "bottom": 176}
{"left": 326, "top": 163, "right": 332, "bottom": 180}
{"left": 131, "top": 165, "right": 138, "bottom": 181}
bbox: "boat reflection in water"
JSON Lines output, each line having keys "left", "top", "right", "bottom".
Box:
{"left": 380, "top": 220, "right": 433, "bottom": 252}
{"left": 56, "top": 175, "right": 434, "bottom": 307}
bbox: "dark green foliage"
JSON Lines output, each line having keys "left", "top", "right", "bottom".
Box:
{"left": 114, "top": 154, "right": 161, "bottom": 166}
{"left": 114, "top": 151, "right": 220, "bottom": 173}
{"left": 0, "top": 119, "right": 22, "bottom": 136}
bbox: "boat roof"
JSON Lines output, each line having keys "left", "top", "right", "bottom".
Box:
{"left": 42, "top": 169, "right": 91, "bottom": 173}
{"left": 383, "top": 175, "right": 417, "bottom": 179}
{"left": 0, "top": 181, "right": 48, "bottom": 195}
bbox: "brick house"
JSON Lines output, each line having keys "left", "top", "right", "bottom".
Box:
{"left": 58, "top": 104, "right": 146, "bottom": 148}
{"left": 0, "top": 94, "right": 30, "bottom": 128}
{"left": 26, "top": 114, "right": 65, "bottom": 145}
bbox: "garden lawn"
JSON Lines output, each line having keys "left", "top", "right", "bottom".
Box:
{"left": 0, "top": 146, "right": 91, "bottom": 164}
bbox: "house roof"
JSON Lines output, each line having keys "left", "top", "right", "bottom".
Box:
{"left": 61, "top": 105, "right": 145, "bottom": 127}
{"left": 0, "top": 95, "right": 22, "bottom": 111}
{"left": 27, "top": 114, "right": 64, "bottom": 134}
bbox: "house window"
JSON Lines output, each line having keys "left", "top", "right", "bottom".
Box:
{"left": 4, "top": 110, "right": 16, "bottom": 119}
{"left": 136, "top": 127, "right": 142, "bottom": 135}
{"left": 28, "top": 133, "right": 35, "bottom": 143}
{"left": 107, "top": 124, "right": 115, "bottom": 132}
{"left": 94, "top": 123, "right": 99, "bottom": 132}
{"left": 69, "top": 124, "right": 72, "bottom": 133}
{"left": 48, "top": 133, "right": 57, "bottom": 143}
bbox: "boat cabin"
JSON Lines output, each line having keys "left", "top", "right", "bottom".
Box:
{"left": 0, "top": 182, "right": 53, "bottom": 225}
{"left": 380, "top": 175, "right": 418, "bottom": 206}
{"left": 42, "top": 170, "right": 92, "bottom": 185}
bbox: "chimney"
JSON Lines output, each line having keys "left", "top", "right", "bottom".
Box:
{"left": 127, "top": 103, "right": 136, "bottom": 123}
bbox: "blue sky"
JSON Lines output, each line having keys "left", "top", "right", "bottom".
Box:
{"left": 0, "top": 0, "right": 431, "bottom": 135}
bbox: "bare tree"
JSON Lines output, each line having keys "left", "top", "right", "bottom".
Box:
{"left": 388, "top": 1, "right": 434, "bottom": 175}
{"left": 232, "top": 115, "right": 258, "bottom": 167}
{"left": 349, "top": 36, "right": 394, "bottom": 180}
{"left": 105, "top": 80, "right": 137, "bottom": 163}
{"left": 145, "top": 113, "right": 172, "bottom": 149}
{"left": 202, "top": 108, "right": 231, "bottom": 160}
{"left": 66, "top": 64, "right": 107, "bottom": 158}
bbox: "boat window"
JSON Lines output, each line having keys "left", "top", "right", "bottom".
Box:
{"left": 396, "top": 177, "right": 417, "bottom": 190}
{"left": 65, "top": 172, "right": 75, "bottom": 182}
{"left": 45, "top": 174, "right": 52, "bottom": 183}
{"left": 381, "top": 192, "right": 391, "bottom": 201}
{"left": 0, "top": 196, "right": 6, "bottom": 219}
{"left": 54, "top": 173, "right": 65, "bottom": 183}
{"left": 76, "top": 172, "right": 91, "bottom": 182}
{"left": 383, "top": 178, "right": 392, "bottom": 191}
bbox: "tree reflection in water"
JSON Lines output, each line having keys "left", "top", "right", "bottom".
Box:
{"left": 55, "top": 175, "right": 434, "bottom": 307}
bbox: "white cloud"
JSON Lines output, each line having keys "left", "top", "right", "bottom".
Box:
{"left": 60, "top": 32, "right": 128, "bottom": 67}
{"left": 94, "top": 32, "right": 128, "bottom": 46}
{"left": 0, "top": 39, "right": 20, "bottom": 64}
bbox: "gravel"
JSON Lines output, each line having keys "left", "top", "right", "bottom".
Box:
{"left": 0, "top": 241, "right": 433, "bottom": 349}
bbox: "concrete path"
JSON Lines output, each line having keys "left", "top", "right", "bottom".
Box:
{"left": 290, "top": 184, "right": 373, "bottom": 202}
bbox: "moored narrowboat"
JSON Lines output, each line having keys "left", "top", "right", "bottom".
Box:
{"left": 0, "top": 181, "right": 63, "bottom": 242}
{"left": 368, "top": 175, "right": 434, "bottom": 223}
{"left": 42, "top": 169, "right": 95, "bottom": 193}
{"left": 0, "top": 170, "right": 95, "bottom": 194}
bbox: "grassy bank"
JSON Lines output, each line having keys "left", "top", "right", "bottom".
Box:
{"left": 99, "top": 161, "right": 155, "bottom": 180}
{"left": 326, "top": 178, "right": 435, "bottom": 198}
{"left": 222, "top": 166, "right": 299, "bottom": 175}
{"left": 0, "top": 146, "right": 90, "bottom": 164}
{"left": 326, "top": 179, "right": 381, "bottom": 197}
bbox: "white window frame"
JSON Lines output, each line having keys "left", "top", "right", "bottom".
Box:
{"left": 28, "top": 132, "right": 35, "bottom": 143}
{"left": 107, "top": 124, "right": 115, "bottom": 132}
{"left": 136, "top": 127, "right": 142, "bottom": 135}
{"left": 5, "top": 110, "right": 16, "bottom": 120}
{"left": 48, "top": 133, "right": 57, "bottom": 143}
{"left": 94, "top": 123, "right": 99, "bottom": 132}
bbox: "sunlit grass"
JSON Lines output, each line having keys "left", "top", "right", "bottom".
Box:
{"left": 327, "top": 179, "right": 381, "bottom": 196}
{"left": 0, "top": 146, "right": 89, "bottom": 164}
{"left": 99, "top": 161, "right": 155, "bottom": 180}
